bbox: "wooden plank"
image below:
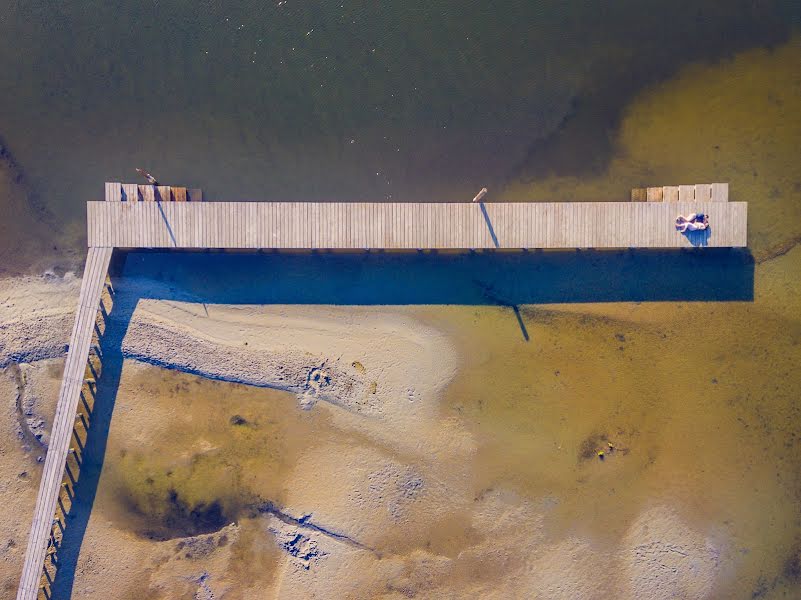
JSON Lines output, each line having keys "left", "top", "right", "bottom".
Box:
{"left": 174, "top": 202, "right": 183, "bottom": 246}
{"left": 219, "top": 202, "right": 226, "bottom": 247}
{"left": 139, "top": 185, "right": 155, "bottom": 202}
{"left": 156, "top": 185, "right": 171, "bottom": 203}
{"left": 17, "top": 247, "right": 112, "bottom": 600}
{"left": 143, "top": 200, "right": 151, "bottom": 246}
{"left": 232, "top": 202, "right": 238, "bottom": 248}
{"left": 646, "top": 187, "right": 664, "bottom": 202}
{"left": 663, "top": 186, "right": 679, "bottom": 202}
{"left": 104, "top": 182, "right": 121, "bottom": 202}
{"left": 678, "top": 185, "right": 695, "bottom": 203}
{"left": 124, "top": 202, "right": 131, "bottom": 248}
{"left": 88, "top": 201, "right": 96, "bottom": 246}
{"left": 121, "top": 183, "right": 139, "bottom": 202}
{"left": 237, "top": 201, "right": 243, "bottom": 248}
{"left": 695, "top": 183, "right": 712, "bottom": 202}
{"left": 737, "top": 201, "right": 747, "bottom": 245}
{"left": 631, "top": 188, "right": 646, "bottom": 202}
{"left": 711, "top": 182, "right": 728, "bottom": 202}
{"left": 172, "top": 187, "right": 187, "bottom": 202}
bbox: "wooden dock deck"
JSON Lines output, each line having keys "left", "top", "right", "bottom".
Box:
{"left": 17, "top": 247, "right": 112, "bottom": 600}
{"left": 87, "top": 200, "right": 747, "bottom": 250}
{"left": 18, "top": 180, "right": 747, "bottom": 599}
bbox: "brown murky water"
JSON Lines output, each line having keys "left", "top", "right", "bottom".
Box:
{"left": 432, "top": 290, "right": 801, "bottom": 597}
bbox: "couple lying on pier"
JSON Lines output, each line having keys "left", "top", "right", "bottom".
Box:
{"left": 675, "top": 213, "right": 709, "bottom": 233}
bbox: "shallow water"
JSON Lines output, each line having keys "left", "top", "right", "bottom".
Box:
{"left": 84, "top": 244, "right": 801, "bottom": 597}
{"left": 431, "top": 292, "right": 801, "bottom": 597}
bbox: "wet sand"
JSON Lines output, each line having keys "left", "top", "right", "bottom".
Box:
{"left": 0, "top": 241, "right": 799, "bottom": 597}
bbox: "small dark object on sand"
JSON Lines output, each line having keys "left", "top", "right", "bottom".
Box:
{"left": 229, "top": 414, "right": 247, "bottom": 426}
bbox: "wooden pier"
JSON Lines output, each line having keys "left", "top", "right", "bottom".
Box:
{"left": 18, "top": 181, "right": 747, "bottom": 599}
{"left": 87, "top": 200, "right": 747, "bottom": 249}
{"left": 88, "top": 180, "right": 746, "bottom": 250}
{"left": 16, "top": 248, "right": 112, "bottom": 600}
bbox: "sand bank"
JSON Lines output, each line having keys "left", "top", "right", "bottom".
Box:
{"left": 1, "top": 273, "right": 462, "bottom": 461}
{"left": 0, "top": 272, "right": 745, "bottom": 598}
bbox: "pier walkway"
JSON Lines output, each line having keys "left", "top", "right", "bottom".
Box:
{"left": 18, "top": 181, "right": 747, "bottom": 599}
{"left": 88, "top": 181, "right": 746, "bottom": 249}
{"left": 16, "top": 247, "right": 112, "bottom": 600}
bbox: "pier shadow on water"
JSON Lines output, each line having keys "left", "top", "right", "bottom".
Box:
{"left": 51, "top": 247, "right": 753, "bottom": 597}
{"left": 120, "top": 248, "right": 754, "bottom": 305}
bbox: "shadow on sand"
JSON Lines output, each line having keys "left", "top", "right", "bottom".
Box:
{"left": 50, "top": 247, "right": 753, "bottom": 597}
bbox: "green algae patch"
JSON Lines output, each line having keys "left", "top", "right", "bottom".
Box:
{"left": 99, "top": 365, "right": 334, "bottom": 540}
{"left": 502, "top": 36, "right": 801, "bottom": 260}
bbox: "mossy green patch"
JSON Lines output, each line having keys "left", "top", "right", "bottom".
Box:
{"left": 101, "top": 368, "right": 333, "bottom": 540}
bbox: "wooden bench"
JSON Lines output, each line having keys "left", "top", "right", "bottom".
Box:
{"left": 631, "top": 182, "right": 728, "bottom": 203}
{"left": 104, "top": 182, "right": 202, "bottom": 202}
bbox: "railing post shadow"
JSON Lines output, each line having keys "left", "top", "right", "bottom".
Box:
{"left": 46, "top": 268, "right": 137, "bottom": 600}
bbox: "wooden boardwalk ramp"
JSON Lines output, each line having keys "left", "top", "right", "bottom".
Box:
{"left": 16, "top": 247, "right": 112, "bottom": 600}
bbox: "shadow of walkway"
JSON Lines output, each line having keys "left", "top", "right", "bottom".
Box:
{"left": 50, "top": 247, "right": 753, "bottom": 597}
{"left": 122, "top": 248, "right": 754, "bottom": 304}
{"left": 50, "top": 275, "right": 136, "bottom": 600}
